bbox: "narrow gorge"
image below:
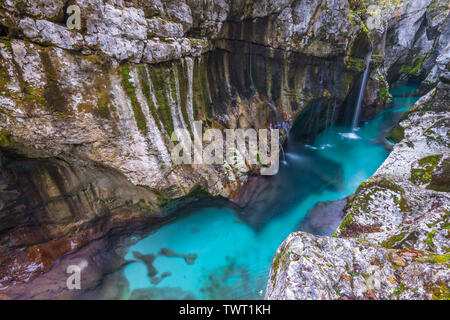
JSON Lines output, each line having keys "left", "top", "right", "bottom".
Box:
{"left": 0, "top": 0, "right": 448, "bottom": 300}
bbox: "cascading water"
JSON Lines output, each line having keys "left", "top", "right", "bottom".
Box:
{"left": 265, "top": 98, "right": 290, "bottom": 165}
{"left": 249, "top": 52, "right": 255, "bottom": 92}
{"left": 351, "top": 52, "right": 372, "bottom": 130}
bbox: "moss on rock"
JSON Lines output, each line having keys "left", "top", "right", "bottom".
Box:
{"left": 427, "top": 157, "right": 450, "bottom": 192}
{"left": 409, "top": 154, "right": 443, "bottom": 186}
{"left": 377, "top": 74, "right": 392, "bottom": 102}
{"left": 149, "top": 63, "right": 174, "bottom": 135}
{"left": 381, "top": 232, "right": 407, "bottom": 248}
{"left": 0, "top": 129, "right": 11, "bottom": 148}
{"left": 401, "top": 54, "right": 430, "bottom": 77}
{"left": 345, "top": 56, "right": 367, "bottom": 73}
{"left": 120, "top": 64, "right": 148, "bottom": 134}
{"left": 386, "top": 124, "right": 405, "bottom": 143}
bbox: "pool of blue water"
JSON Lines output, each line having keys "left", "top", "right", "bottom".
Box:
{"left": 123, "top": 83, "right": 420, "bottom": 300}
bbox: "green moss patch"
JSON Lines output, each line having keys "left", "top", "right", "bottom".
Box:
{"left": 428, "top": 280, "right": 450, "bottom": 300}
{"left": 386, "top": 124, "right": 405, "bottom": 143}
{"left": 0, "top": 129, "right": 11, "bottom": 148}
{"left": 410, "top": 154, "right": 442, "bottom": 186}
{"left": 345, "top": 56, "right": 367, "bottom": 73}
{"left": 381, "top": 232, "right": 407, "bottom": 248}
{"left": 271, "top": 243, "right": 289, "bottom": 287}
{"left": 427, "top": 157, "right": 450, "bottom": 192}
{"left": 377, "top": 74, "right": 392, "bottom": 102}
{"left": 149, "top": 63, "right": 174, "bottom": 135}
{"left": 120, "top": 64, "right": 148, "bottom": 134}
{"left": 401, "top": 54, "right": 430, "bottom": 77}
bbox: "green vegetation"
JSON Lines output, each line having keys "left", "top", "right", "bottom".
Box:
{"left": 428, "top": 281, "right": 450, "bottom": 300}
{"left": 377, "top": 74, "right": 392, "bottom": 102}
{"left": 427, "top": 157, "right": 449, "bottom": 192}
{"left": 424, "top": 230, "right": 437, "bottom": 250}
{"left": 271, "top": 244, "right": 290, "bottom": 287}
{"left": 386, "top": 125, "right": 405, "bottom": 143}
{"left": 371, "top": 54, "right": 384, "bottom": 65}
{"left": 24, "top": 87, "right": 46, "bottom": 106}
{"left": 193, "top": 58, "right": 212, "bottom": 120}
{"left": 339, "top": 212, "right": 355, "bottom": 232}
{"left": 409, "top": 154, "right": 442, "bottom": 186}
{"left": 0, "top": 56, "right": 10, "bottom": 89}
{"left": 427, "top": 254, "right": 450, "bottom": 264}
{"left": 150, "top": 63, "right": 174, "bottom": 135}
{"left": 0, "top": 129, "right": 11, "bottom": 148}
{"left": 381, "top": 232, "right": 407, "bottom": 248}
{"left": 93, "top": 90, "right": 111, "bottom": 119}
{"left": 120, "top": 64, "right": 148, "bottom": 134}
{"left": 401, "top": 54, "right": 430, "bottom": 77}
{"left": 337, "top": 177, "right": 410, "bottom": 237}
{"left": 39, "top": 51, "right": 67, "bottom": 114}
{"left": 346, "top": 56, "right": 367, "bottom": 73}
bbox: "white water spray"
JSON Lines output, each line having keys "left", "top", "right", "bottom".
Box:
{"left": 352, "top": 52, "right": 372, "bottom": 130}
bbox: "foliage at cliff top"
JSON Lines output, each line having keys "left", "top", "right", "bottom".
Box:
{"left": 351, "top": 0, "right": 410, "bottom": 17}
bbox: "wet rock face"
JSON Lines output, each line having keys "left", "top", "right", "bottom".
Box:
{"left": 266, "top": 62, "right": 450, "bottom": 300}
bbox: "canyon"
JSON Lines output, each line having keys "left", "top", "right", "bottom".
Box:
{"left": 0, "top": 0, "right": 448, "bottom": 299}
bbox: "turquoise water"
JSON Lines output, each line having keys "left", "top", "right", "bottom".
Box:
{"left": 123, "top": 83, "right": 420, "bottom": 300}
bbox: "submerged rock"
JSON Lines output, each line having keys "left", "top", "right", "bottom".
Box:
{"left": 133, "top": 251, "right": 158, "bottom": 278}
{"left": 150, "top": 272, "right": 172, "bottom": 285}
{"left": 158, "top": 248, "right": 198, "bottom": 265}
{"left": 296, "top": 197, "right": 348, "bottom": 236}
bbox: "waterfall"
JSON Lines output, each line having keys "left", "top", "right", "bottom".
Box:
{"left": 352, "top": 52, "right": 372, "bottom": 130}
{"left": 249, "top": 52, "right": 255, "bottom": 92}
{"left": 280, "top": 142, "right": 287, "bottom": 166}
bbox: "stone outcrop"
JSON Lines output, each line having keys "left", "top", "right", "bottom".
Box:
{"left": 265, "top": 58, "right": 450, "bottom": 300}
